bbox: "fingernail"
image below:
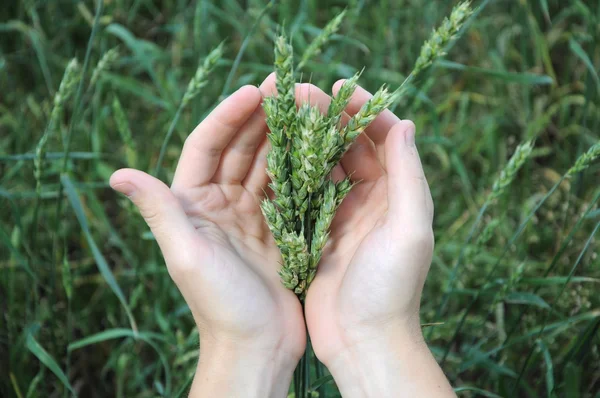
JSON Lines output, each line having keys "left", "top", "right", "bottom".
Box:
{"left": 112, "top": 182, "right": 136, "bottom": 198}
{"left": 405, "top": 123, "right": 416, "bottom": 147}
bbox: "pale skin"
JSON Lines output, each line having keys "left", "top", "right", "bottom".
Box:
{"left": 110, "top": 73, "right": 455, "bottom": 397}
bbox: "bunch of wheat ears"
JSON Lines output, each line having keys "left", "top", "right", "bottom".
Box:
{"left": 261, "top": 2, "right": 473, "bottom": 298}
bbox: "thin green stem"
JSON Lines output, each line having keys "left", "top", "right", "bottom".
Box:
{"left": 220, "top": 1, "right": 273, "bottom": 98}
{"left": 153, "top": 102, "right": 185, "bottom": 177}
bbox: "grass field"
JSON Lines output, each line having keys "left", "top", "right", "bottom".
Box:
{"left": 1, "top": 0, "right": 599, "bottom": 396}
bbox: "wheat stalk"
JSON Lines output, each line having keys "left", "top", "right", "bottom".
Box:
{"left": 32, "top": 59, "right": 80, "bottom": 249}
{"left": 34, "top": 59, "right": 80, "bottom": 190}
{"left": 154, "top": 43, "right": 223, "bottom": 176}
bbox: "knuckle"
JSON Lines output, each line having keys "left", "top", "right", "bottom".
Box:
{"left": 140, "top": 207, "right": 163, "bottom": 229}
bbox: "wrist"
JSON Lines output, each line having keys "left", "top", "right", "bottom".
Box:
{"left": 324, "top": 324, "right": 455, "bottom": 398}
{"left": 190, "top": 336, "right": 300, "bottom": 398}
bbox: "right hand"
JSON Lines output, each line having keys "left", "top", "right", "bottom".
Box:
{"left": 297, "top": 80, "right": 453, "bottom": 397}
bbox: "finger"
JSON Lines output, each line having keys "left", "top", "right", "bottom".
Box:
{"left": 242, "top": 137, "right": 271, "bottom": 197}
{"left": 110, "top": 169, "right": 204, "bottom": 264}
{"left": 384, "top": 121, "right": 434, "bottom": 229}
{"left": 295, "top": 83, "right": 384, "bottom": 182}
{"left": 211, "top": 106, "right": 268, "bottom": 185}
{"left": 212, "top": 76, "right": 281, "bottom": 185}
{"left": 339, "top": 131, "right": 382, "bottom": 183}
{"left": 172, "top": 85, "right": 262, "bottom": 189}
{"left": 258, "top": 72, "right": 277, "bottom": 97}
{"left": 331, "top": 164, "right": 347, "bottom": 183}
{"left": 332, "top": 79, "right": 400, "bottom": 163}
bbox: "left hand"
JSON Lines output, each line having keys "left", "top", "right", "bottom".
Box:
{"left": 110, "top": 79, "right": 305, "bottom": 397}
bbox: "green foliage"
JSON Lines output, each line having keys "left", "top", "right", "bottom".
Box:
{"left": 1, "top": 1, "right": 599, "bottom": 397}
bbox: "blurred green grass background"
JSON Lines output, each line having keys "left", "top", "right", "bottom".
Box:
{"left": 1, "top": 0, "right": 599, "bottom": 396}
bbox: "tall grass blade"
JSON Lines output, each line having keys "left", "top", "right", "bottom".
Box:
{"left": 437, "top": 61, "right": 554, "bottom": 85}
{"left": 68, "top": 328, "right": 171, "bottom": 394}
{"left": 68, "top": 328, "right": 164, "bottom": 351}
{"left": 26, "top": 332, "right": 75, "bottom": 395}
{"left": 61, "top": 174, "right": 138, "bottom": 333}
{"left": 536, "top": 340, "right": 555, "bottom": 396}
{"left": 568, "top": 39, "right": 600, "bottom": 90}
{"left": 453, "top": 386, "right": 503, "bottom": 397}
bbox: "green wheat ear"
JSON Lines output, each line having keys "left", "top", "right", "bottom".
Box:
{"left": 487, "top": 141, "right": 534, "bottom": 203}
{"left": 35, "top": 59, "right": 80, "bottom": 186}
{"left": 261, "top": 32, "right": 391, "bottom": 298}
{"left": 298, "top": 9, "right": 347, "bottom": 70}
{"left": 568, "top": 141, "right": 600, "bottom": 175}
{"left": 413, "top": 1, "right": 473, "bottom": 76}
{"left": 90, "top": 47, "right": 119, "bottom": 88}
{"left": 182, "top": 42, "right": 223, "bottom": 106}
{"left": 263, "top": 2, "right": 474, "bottom": 298}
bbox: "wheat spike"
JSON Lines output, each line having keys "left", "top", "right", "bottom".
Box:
{"left": 568, "top": 141, "right": 600, "bottom": 175}
{"left": 182, "top": 42, "right": 223, "bottom": 106}
{"left": 487, "top": 141, "right": 534, "bottom": 203}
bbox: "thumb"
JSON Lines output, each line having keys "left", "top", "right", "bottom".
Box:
{"left": 384, "top": 121, "right": 434, "bottom": 231}
{"left": 110, "top": 168, "right": 198, "bottom": 262}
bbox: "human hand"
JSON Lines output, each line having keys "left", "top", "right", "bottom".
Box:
{"left": 110, "top": 83, "right": 305, "bottom": 397}
{"left": 283, "top": 80, "right": 453, "bottom": 397}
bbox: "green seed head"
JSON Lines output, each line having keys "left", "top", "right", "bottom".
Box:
{"left": 298, "top": 10, "right": 347, "bottom": 70}
{"left": 413, "top": 1, "right": 473, "bottom": 76}
{"left": 182, "top": 42, "right": 223, "bottom": 106}
{"left": 35, "top": 59, "right": 80, "bottom": 183}
{"left": 488, "top": 141, "right": 534, "bottom": 202}
{"left": 568, "top": 141, "right": 600, "bottom": 176}
{"left": 90, "top": 47, "right": 119, "bottom": 87}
